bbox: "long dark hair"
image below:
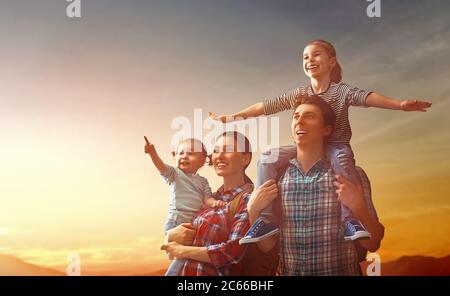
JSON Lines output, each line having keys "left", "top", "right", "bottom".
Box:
{"left": 307, "top": 39, "right": 342, "bottom": 83}
{"left": 212, "top": 131, "right": 253, "bottom": 185}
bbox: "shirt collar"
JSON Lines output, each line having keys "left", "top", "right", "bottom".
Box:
{"left": 288, "top": 157, "right": 329, "bottom": 176}
{"left": 308, "top": 81, "right": 333, "bottom": 96}
{"left": 214, "top": 183, "right": 254, "bottom": 202}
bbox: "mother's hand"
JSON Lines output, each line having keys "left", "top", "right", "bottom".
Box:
{"left": 160, "top": 242, "right": 185, "bottom": 260}
{"left": 166, "top": 223, "right": 195, "bottom": 246}
{"left": 247, "top": 179, "right": 279, "bottom": 218}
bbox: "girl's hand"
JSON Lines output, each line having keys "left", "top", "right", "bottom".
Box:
{"left": 247, "top": 179, "right": 279, "bottom": 216}
{"left": 333, "top": 175, "right": 367, "bottom": 220}
{"left": 208, "top": 112, "right": 235, "bottom": 123}
{"left": 160, "top": 242, "right": 185, "bottom": 260}
{"left": 400, "top": 100, "right": 432, "bottom": 112}
{"left": 144, "top": 136, "right": 155, "bottom": 154}
{"left": 212, "top": 200, "right": 226, "bottom": 208}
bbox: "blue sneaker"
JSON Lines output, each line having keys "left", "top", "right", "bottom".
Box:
{"left": 344, "top": 219, "right": 371, "bottom": 241}
{"left": 239, "top": 217, "right": 279, "bottom": 245}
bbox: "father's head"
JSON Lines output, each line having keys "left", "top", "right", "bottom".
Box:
{"left": 292, "top": 95, "right": 336, "bottom": 147}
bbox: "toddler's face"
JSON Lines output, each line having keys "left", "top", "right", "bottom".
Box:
{"left": 175, "top": 141, "right": 206, "bottom": 174}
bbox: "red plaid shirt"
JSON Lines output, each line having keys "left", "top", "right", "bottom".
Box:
{"left": 180, "top": 183, "right": 252, "bottom": 276}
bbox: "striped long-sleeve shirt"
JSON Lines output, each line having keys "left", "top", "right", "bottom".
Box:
{"left": 263, "top": 82, "right": 372, "bottom": 144}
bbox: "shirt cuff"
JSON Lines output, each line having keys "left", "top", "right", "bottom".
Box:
{"left": 206, "top": 240, "right": 242, "bottom": 269}
{"left": 361, "top": 91, "right": 373, "bottom": 107}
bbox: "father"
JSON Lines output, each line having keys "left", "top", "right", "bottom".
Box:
{"left": 248, "top": 95, "right": 384, "bottom": 275}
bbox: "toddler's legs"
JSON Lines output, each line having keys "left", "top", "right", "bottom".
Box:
{"left": 165, "top": 259, "right": 186, "bottom": 276}
{"left": 164, "top": 218, "right": 178, "bottom": 235}
{"left": 163, "top": 218, "right": 188, "bottom": 275}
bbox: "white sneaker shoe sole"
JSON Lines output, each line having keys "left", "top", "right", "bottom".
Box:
{"left": 344, "top": 230, "right": 372, "bottom": 241}
{"left": 239, "top": 228, "right": 280, "bottom": 245}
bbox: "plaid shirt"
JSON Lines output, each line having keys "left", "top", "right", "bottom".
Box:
{"left": 278, "top": 158, "right": 378, "bottom": 276}
{"left": 180, "top": 184, "right": 252, "bottom": 276}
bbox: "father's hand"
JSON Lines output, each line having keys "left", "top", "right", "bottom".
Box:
{"left": 247, "top": 179, "right": 279, "bottom": 218}
{"left": 333, "top": 175, "right": 368, "bottom": 220}
{"left": 166, "top": 223, "right": 195, "bottom": 246}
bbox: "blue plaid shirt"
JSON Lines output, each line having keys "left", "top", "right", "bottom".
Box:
{"left": 278, "top": 157, "right": 378, "bottom": 276}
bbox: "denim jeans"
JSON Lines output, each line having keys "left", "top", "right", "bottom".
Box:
{"left": 164, "top": 217, "right": 188, "bottom": 276}
{"left": 257, "top": 143, "right": 359, "bottom": 222}
{"left": 165, "top": 258, "right": 186, "bottom": 276}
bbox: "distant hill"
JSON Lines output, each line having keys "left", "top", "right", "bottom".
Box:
{"left": 0, "top": 254, "right": 64, "bottom": 276}
{"left": 361, "top": 255, "right": 450, "bottom": 276}
{"left": 2, "top": 253, "right": 448, "bottom": 276}
{"left": 380, "top": 255, "right": 450, "bottom": 276}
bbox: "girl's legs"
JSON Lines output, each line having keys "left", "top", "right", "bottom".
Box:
{"left": 326, "top": 143, "right": 360, "bottom": 220}
{"left": 240, "top": 145, "right": 296, "bottom": 245}
{"left": 258, "top": 145, "right": 297, "bottom": 217}
{"left": 326, "top": 143, "right": 371, "bottom": 240}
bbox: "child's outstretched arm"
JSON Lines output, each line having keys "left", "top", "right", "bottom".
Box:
{"left": 208, "top": 102, "right": 265, "bottom": 123}
{"left": 365, "top": 92, "right": 432, "bottom": 112}
{"left": 209, "top": 88, "right": 306, "bottom": 123}
{"left": 144, "top": 136, "right": 166, "bottom": 173}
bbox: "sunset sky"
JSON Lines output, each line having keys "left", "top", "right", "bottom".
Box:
{"left": 1, "top": 0, "right": 449, "bottom": 275}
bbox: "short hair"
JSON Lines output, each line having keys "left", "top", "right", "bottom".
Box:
{"left": 293, "top": 95, "right": 336, "bottom": 130}
{"left": 172, "top": 138, "right": 207, "bottom": 158}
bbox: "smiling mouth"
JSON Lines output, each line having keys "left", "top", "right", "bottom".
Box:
{"left": 295, "top": 130, "right": 308, "bottom": 136}
{"left": 306, "top": 65, "right": 318, "bottom": 71}
{"left": 216, "top": 162, "right": 228, "bottom": 169}
{"left": 180, "top": 161, "right": 190, "bottom": 166}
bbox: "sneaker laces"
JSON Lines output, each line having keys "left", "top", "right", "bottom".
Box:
{"left": 346, "top": 221, "right": 356, "bottom": 233}
{"left": 248, "top": 220, "right": 264, "bottom": 235}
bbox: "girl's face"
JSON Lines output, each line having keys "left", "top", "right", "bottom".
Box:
{"left": 302, "top": 44, "right": 336, "bottom": 81}
{"left": 211, "top": 135, "right": 250, "bottom": 178}
{"left": 175, "top": 141, "right": 206, "bottom": 174}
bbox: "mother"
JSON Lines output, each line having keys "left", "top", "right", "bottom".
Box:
{"left": 161, "top": 131, "right": 253, "bottom": 276}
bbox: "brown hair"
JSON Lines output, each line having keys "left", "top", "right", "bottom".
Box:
{"left": 210, "top": 131, "right": 253, "bottom": 185}
{"left": 307, "top": 39, "right": 342, "bottom": 83}
{"left": 294, "top": 95, "right": 336, "bottom": 132}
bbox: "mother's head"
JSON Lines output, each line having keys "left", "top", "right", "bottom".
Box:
{"left": 211, "top": 131, "right": 253, "bottom": 185}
